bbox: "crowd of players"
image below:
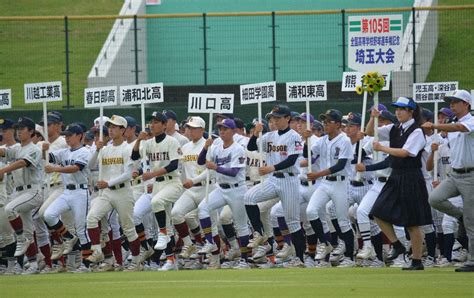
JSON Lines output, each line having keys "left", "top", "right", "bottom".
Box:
{"left": 0, "top": 90, "right": 472, "bottom": 274}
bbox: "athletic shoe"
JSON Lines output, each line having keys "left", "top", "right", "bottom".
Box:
{"left": 125, "top": 259, "right": 143, "bottom": 272}
{"left": 423, "top": 256, "right": 436, "bottom": 268}
{"left": 253, "top": 243, "right": 271, "bottom": 259}
{"left": 276, "top": 243, "right": 294, "bottom": 259}
{"left": 314, "top": 260, "right": 331, "bottom": 268}
{"left": 184, "top": 259, "right": 204, "bottom": 270}
{"left": 198, "top": 242, "right": 218, "bottom": 255}
{"left": 455, "top": 264, "right": 474, "bottom": 272}
{"left": 224, "top": 247, "right": 241, "bottom": 261}
{"left": 337, "top": 257, "right": 355, "bottom": 268}
{"left": 122, "top": 248, "right": 130, "bottom": 264}
{"left": 51, "top": 242, "right": 65, "bottom": 260}
{"left": 86, "top": 247, "right": 105, "bottom": 263}
{"left": 233, "top": 259, "right": 251, "bottom": 269}
{"left": 114, "top": 264, "right": 124, "bottom": 272}
{"left": 402, "top": 262, "right": 424, "bottom": 270}
{"left": 386, "top": 244, "right": 407, "bottom": 261}
{"left": 366, "top": 258, "right": 385, "bottom": 268}
{"left": 315, "top": 243, "right": 333, "bottom": 260}
{"left": 62, "top": 236, "right": 79, "bottom": 255}
{"left": 329, "top": 241, "right": 346, "bottom": 262}
{"left": 221, "top": 260, "right": 238, "bottom": 269}
{"left": 22, "top": 265, "right": 39, "bottom": 275}
{"left": 207, "top": 254, "right": 220, "bottom": 269}
{"left": 390, "top": 254, "right": 410, "bottom": 268}
{"left": 40, "top": 266, "right": 54, "bottom": 274}
{"left": 154, "top": 233, "right": 170, "bottom": 250}
{"left": 435, "top": 258, "right": 453, "bottom": 268}
{"left": 73, "top": 264, "right": 91, "bottom": 273}
{"left": 158, "top": 260, "right": 178, "bottom": 271}
{"left": 304, "top": 256, "right": 316, "bottom": 268}
{"left": 179, "top": 244, "right": 197, "bottom": 259}
{"left": 283, "top": 257, "right": 305, "bottom": 268}
{"left": 257, "top": 260, "right": 275, "bottom": 269}
{"left": 3, "top": 262, "right": 17, "bottom": 275}
{"left": 14, "top": 236, "right": 32, "bottom": 257}
{"left": 356, "top": 245, "right": 376, "bottom": 260}
{"left": 452, "top": 249, "right": 468, "bottom": 263}
{"left": 98, "top": 258, "right": 115, "bottom": 272}
{"left": 247, "top": 232, "right": 267, "bottom": 249}
{"left": 140, "top": 246, "right": 155, "bottom": 263}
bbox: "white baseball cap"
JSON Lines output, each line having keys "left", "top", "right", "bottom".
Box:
{"left": 185, "top": 116, "right": 205, "bottom": 128}
{"left": 94, "top": 116, "right": 110, "bottom": 127}
{"left": 444, "top": 89, "right": 472, "bottom": 105}
{"left": 105, "top": 115, "right": 128, "bottom": 128}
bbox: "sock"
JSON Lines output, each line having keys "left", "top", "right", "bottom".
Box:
{"left": 199, "top": 217, "right": 214, "bottom": 244}
{"left": 25, "top": 241, "right": 38, "bottom": 259}
{"left": 222, "top": 223, "right": 236, "bottom": 241}
{"left": 412, "top": 258, "right": 422, "bottom": 266}
{"left": 238, "top": 235, "right": 250, "bottom": 260}
{"left": 135, "top": 223, "right": 149, "bottom": 250}
{"left": 4, "top": 241, "right": 16, "bottom": 258}
{"left": 87, "top": 227, "right": 101, "bottom": 245}
{"left": 392, "top": 240, "right": 404, "bottom": 251}
{"left": 267, "top": 236, "right": 275, "bottom": 255}
{"left": 307, "top": 234, "right": 318, "bottom": 259}
{"left": 309, "top": 219, "right": 327, "bottom": 245}
{"left": 39, "top": 244, "right": 53, "bottom": 268}
{"left": 273, "top": 228, "right": 284, "bottom": 249}
{"left": 277, "top": 217, "right": 292, "bottom": 245}
{"left": 174, "top": 222, "right": 190, "bottom": 239}
{"left": 212, "top": 235, "right": 221, "bottom": 255}
{"left": 112, "top": 239, "right": 123, "bottom": 265}
{"left": 358, "top": 222, "right": 372, "bottom": 247}
{"left": 9, "top": 217, "right": 23, "bottom": 235}
{"left": 229, "top": 238, "right": 239, "bottom": 250}
{"left": 52, "top": 220, "right": 73, "bottom": 239}
{"left": 330, "top": 232, "right": 338, "bottom": 246}
{"left": 164, "top": 237, "right": 176, "bottom": 257}
{"left": 290, "top": 229, "right": 306, "bottom": 262}
{"left": 154, "top": 211, "right": 167, "bottom": 230}
{"left": 331, "top": 219, "right": 343, "bottom": 239}
{"left": 437, "top": 233, "right": 444, "bottom": 257}
{"left": 102, "top": 241, "right": 113, "bottom": 259}
{"left": 425, "top": 231, "right": 436, "bottom": 258}
{"left": 371, "top": 233, "right": 384, "bottom": 261}
{"left": 129, "top": 238, "right": 141, "bottom": 257}
{"left": 245, "top": 205, "right": 263, "bottom": 235}
{"left": 340, "top": 230, "right": 354, "bottom": 260}
{"left": 443, "top": 233, "right": 455, "bottom": 262}
{"left": 190, "top": 227, "right": 203, "bottom": 244}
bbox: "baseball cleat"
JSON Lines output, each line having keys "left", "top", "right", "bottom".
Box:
{"left": 14, "top": 236, "right": 33, "bottom": 257}
{"left": 356, "top": 245, "right": 376, "bottom": 260}
{"left": 154, "top": 233, "right": 170, "bottom": 251}
{"left": 247, "top": 232, "right": 268, "bottom": 249}
{"left": 62, "top": 236, "right": 79, "bottom": 255}
{"left": 86, "top": 248, "right": 105, "bottom": 263}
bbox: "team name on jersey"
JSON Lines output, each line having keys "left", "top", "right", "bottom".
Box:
{"left": 102, "top": 157, "right": 124, "bottom": 165}
{"left": 247, "top": 157, "right": 265, "bottom": 167}
{"left": 147, "top": 152, "right": 170, "bottom": 161}
{"left": 441, "top": 156, "right": 450, "bottom": 165}
{"left": 267, "top": 142, "right": 287, "bottom": 153}
{"left": 215, "top": 154, "right": 231, "bottom": 166}
{"left": 334, "top": 147, "right": 340, "bottom": 159}
{"left": 61, "top": 159, "right": 78, "bottom": 166}
{"left": 183, "top": 154, "right": 198, "bottom": 162}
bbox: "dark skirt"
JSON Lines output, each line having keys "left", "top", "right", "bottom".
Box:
{"left": 370, "top": 168, "right": 433, "bottom": 227}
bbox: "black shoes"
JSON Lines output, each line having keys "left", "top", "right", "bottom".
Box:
{"left": 455, "top": 264, "right": 474, "bottom": 272}
{"left": 386, "top": 244, "right": 407, "bottom": 261}
{"left": 402, "top": 263, "right": 424, "bottom": 270}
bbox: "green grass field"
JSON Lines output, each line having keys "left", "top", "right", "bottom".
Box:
{"left": 0, "top": 268, "right": 473, "bottom": 297}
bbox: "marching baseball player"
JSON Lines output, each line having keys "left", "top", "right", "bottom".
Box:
{"left": 244, "top": 104, "right": 306, "bottom": 266}
{"left": 0, "top": 117, "right": 44, "bottom": 274}
{"left": 86, "top": 115, "right": 142, "bottom": 271}
{"left": 163, "top": 110, "right": 189, "bottom": 147}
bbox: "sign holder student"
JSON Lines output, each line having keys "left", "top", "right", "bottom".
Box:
{"left": 240, "top": 81, "right": 276, "bottom": 184}
{"left": 286, "top": 81, "right": 327, "bottom": 186}
{"left": 188, "top": 93, "right": 234, "bottom": 202}
{"left": 24, "top": 81, "right": 63, "bottom": 191}
{"left": 348, "top": 14, "right": 403, "bottom": 180}
{"left": 413, "top": 81, "right": 458, "bottom": 181}
{"left": 84, "top": 85, "right": 119, "bottom": 179}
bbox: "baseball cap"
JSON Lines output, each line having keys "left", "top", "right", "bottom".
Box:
{"left": 216, "top": 113, "right": 234, "bottom": 120}
{"left": 379, "top": 110, "right": 397, "bottom": 123}
{"left": 49, "top": 111, "right": 63, "bottom": 122}
{"left": 186, "top": 116, "right": 206, "bottom": 128}
{"left": 105, "top": 115, "right": 128, "bottom": 128}
{"left": 84, "top": 130, "right": 95, "bottom": 141}
{"left": 346, "top": 112, "right": 362, "bottom": 126}
{"left": 391, "top": 97, "right": 417, "bottom": 110}
{"left": 266, "top": 105, "right": 291, "bottom": 118}
{"left": 438, "top": 107, "right": 454, "bottom": 118}
{"left": 234, "top": 117, "right": 245, "bottom": 129}
{"left": 14, "top": 117, "right": 36, "bottom": 130}
{"left": 296, "top": 113, "right": 314, "bottom": 124}
{"left": 39, "top": 113, "right": 62, "bottom": 126}
{"left": 91, "top": 125, "right": 109, "bottom": 136}
{"left": 421, "top": 108, "right": 434, "bottom": 122}
{"left": 147, "top": 111, "right": 167, "bottom": 122}
{"left": 217, "top": 119, "right": 236, "bottom": 129}
{"left": 290, "top": 111, "right": 300, "bottom": 119}
{"left": 124, "top": 116, "right": 137, "bottom": 127}
{"left": 94, "top": 116, "right": 110, "bottom": 127}
{"left": 319, "top": 109, "right": 343, "bottom": 123}
{"left": 0, "top": 118, "right": 15, "bottom": 130}
{"left": 369, "top": 103, "right": 388, "bottom": 112}
{"left": 444, "top": 89, "right": 472, "bottom": 105}
{"left": 248, "top": 118, "right": 269, "bottom": 133}
{"left": 312, "top": 120, "right": 324, "bottom": 131}
{"left": 60, "top": 124, "right": 84, "bottom": 136}
{"left": 73, "top": 122, "right": 88, "bottom": 133}
{"left": 162, "top": 110, "right": 177, "bottom": 121}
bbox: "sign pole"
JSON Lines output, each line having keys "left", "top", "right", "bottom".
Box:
{"left": 355, "top": 90, "right": 368, "bottom": 181}
{"left": 433, "top": 101, "right": 439, "bottom": 182}
{"left": 305, "top": 99, "right": 312, "bottom": 186}
{"left": 373, "top": 91, "right": 380, "bottom": 161}
{"left": 204, "top": 112, "right": 213, "bottom": 203}
{"left": 257, "top": 99, "right": 264, "bottom": 184}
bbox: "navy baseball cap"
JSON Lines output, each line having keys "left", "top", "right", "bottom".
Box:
{"left": 266, "top": 105, "right": 291, "bottom": 118}
{"left": 124, "top": 116, "right": 137, "bottom": 127}
{"left": 216, "top": 113, "right": 234, "bottom": 120}
{"left": 234, "top": 117, "right": 245, "bottom": 129}
{"left": 61, "top": 124, "right": 84, "bottom": 136}
{"left": 217, "top": 119, "right": 236, "bottom": 129}
{"left": 290, "top": 111, "right": 300, "bottom": 119}
{"left": 392, "top": 97, "right": 417, "bottom": 110}
{"left": 312, "top": 120, "right": 324, "bottom": 131}
{"left": 369, "top": 103, "right": 388, "bottom": 112}
{"left": 421, "top": 108, "right": 434, "bottom": 122}
{"left": 438, "top": 107, "right": 454, "bottom": 118}
{"left": 248, "top": 118, "right": 269, "bottom": 133}
{"left": 39, "top": 113, "right": 62, "bottom": 126}
{"left": 319, "top": 109, "right": 343, "bottom": 123}
{"left": 0, "top": 118, "right": 15, "bottom": 130}
{"left": 84, "top": 130, "right": 95, "bottom": 141}
{"left": 147, "top": 111, "right": 167, "bottom": 122}
{"left": 346, "top": 112, "right": 362, "bottom": 126}
{"left": 162, "top": 110, "right": 177, "bottom": 121}
{"left": 91, "top": 125, "right": 109, "bottom": 136}
{"left": 379, "top": 110, "right": 397, "bottom": 123}
{"left": 14, "top": 117, "right": 36, "bottom": 130}
{"left": 297, "top": 113, "right": 314, "bottom": 124}
{"left": 49, "top": 111, "right": 63, "bottom": 122}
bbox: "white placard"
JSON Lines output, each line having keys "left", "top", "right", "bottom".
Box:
{"left": 240, "top": 81, "right": 276, "bottom": 105}
{"left": 0, "top": 89, "right": 12, "bottom": 110}
{"left": 341, "top": 72, "right": 390, "bottom": 92}
{"left": 24, "top": 81, "right": 62, "bottom": 103}
{"left": 471, "top": 90, "right": 474, "bottom": 111}
{"left": 119, "top": 83, "right": 163, "bottom": 105}
{"left": 286, "top": 81, "right": 327, "bottom": 102}
{"left": 413, "top": 82, "right": 458, "bottom": 103}
{"left": 188, "top": 93, "right": 234, "bottom": 114}
{"left": 84, "top": 86, "right": 118, "bottom": 108}
{"left": 348, "top": 15, "right": 403, "bottom": 73}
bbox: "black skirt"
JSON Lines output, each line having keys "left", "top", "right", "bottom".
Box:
{"left": 370, "top": 168, "right": 433, "bottom": 227}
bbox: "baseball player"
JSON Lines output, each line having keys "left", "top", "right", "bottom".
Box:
{"left": 244, "top": 104, "right": 306, "bottom": 266}
{"left": 131, "top": 111, "right": 183, "bottom": 271}
{"left": 42, "top": 124, "right": 92, "bottom": 270}
{"left": 86, "top": 115, "right": 142, "bottom": 271}
{"left": 163, "top": 110, "right": 189, "bottom": 147}
{"left": 0, "top": 117, "right": 44, "bottom": 274}
{"left": 197, "top": 118, "right": 249, "bottom": 269}
{"left": 304, "top": 109, "right": 355, "bottom": 267}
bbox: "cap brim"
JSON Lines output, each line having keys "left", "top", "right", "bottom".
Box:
{"left": 105, "top": 120, "right": 125, "bottom": 128}
{"left": 185, "top": 123, "right": 204, "bottom": 128}
{"left": 391, "top": 102, "right": 413, "bottom": 109}
{"left": 266, "top": 112, "right": 287, "bottom": 119}
{"left": 216, "top": 123, "right": 233, "bottom": 129}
